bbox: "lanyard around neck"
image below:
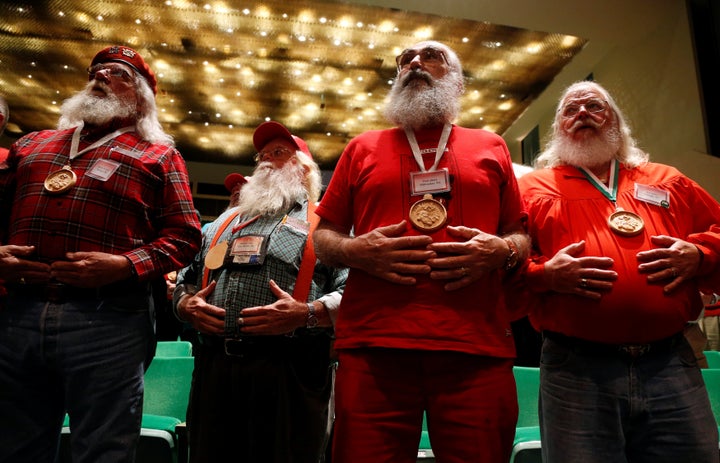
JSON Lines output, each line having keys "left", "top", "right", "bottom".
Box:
{"left": 578, "top": 158, "right": 619, "bottom": 202}
{"left": 69, "top": 124, "right": 134, "bottom": 160}
{"left": 404, "top": 123, "right": 452, "bottom": 172}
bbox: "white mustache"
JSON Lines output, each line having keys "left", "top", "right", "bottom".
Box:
{"left": 569, "top": 116, "right": 605, "bottom": 133}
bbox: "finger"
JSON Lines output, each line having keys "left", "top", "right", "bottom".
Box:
{"left": 4, "top": 245, "right": 36, "bottom": 257}
{"left": 558, "top": 240, "right": 586, "bottom": 256}
{"left": 577, "top": 257, "right": 616, "bottom": 270}
{"left": 444, "top": 226, "right": 481, "bottom": 239}
{"left": 574, "top": 288, "right": 603, "bottom": 300}
{"left": 392, "top": 250, "right": 436, "bottom": 262}
{"left": 391, "top": 262, "right": 432, "bottom": 274}
{"left": 649, "top": 235, "right": 678, "bottom": 247}
{"left": 374, "top": 220, "right": 410, "bottom": 237}
{"left": 195, "top": 280, "right": 217, "bottom": 299}
{"left": 443, "top": 276, "right": 473, "bottom": 291}
{"left": 268, "top": 279, "right": 291, "bottom": 299}
{"left": 384, "top": 273, "right": 421, "bottom": 285}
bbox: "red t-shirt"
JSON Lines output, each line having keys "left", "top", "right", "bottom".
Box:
{"left": 316, "top": 125, "right": 527, "bottom": 357}
{"left": 519, "top": 163, "right": 720, "bottom": 343}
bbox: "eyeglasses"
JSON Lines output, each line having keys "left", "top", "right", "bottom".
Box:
{"left": 395, "top": 47, "right": 448, "bottom": 71}
{"left": 560, "top": 99, "right": 608, "bottom": 118}
{"left": 253, "top": 147, "right": 294, "bottom": 163}
{"left": 87, "top": 64, "right": 134, "bottom": 82}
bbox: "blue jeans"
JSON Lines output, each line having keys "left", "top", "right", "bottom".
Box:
{"left": 0, "top": 289, "right": 154, "bottom": 463}
{"left": 539, "top": 333, "right": 719, "bottom": 463}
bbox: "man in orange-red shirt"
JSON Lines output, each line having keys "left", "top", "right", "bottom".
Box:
{"left": 518, "top": 81, "right": 720, "bottom": 463}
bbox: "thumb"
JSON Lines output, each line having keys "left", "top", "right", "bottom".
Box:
{"left": 650, "top": 235, "right": 677, "bottom": 248}
{"left": 64, "top": 251, "right": 91, "bottom": 261}
{"left": 375, "top": 220, "right": 409, "bottom": 238}
{"left": 196, "top": 280, "right": 217, "bottom": 300}
{"left": 558, "top": 240, "right": 586, "bottom": 257}
{"left": 268, "top": 279, "right": 292, "bottom": 300}
{"left": 445, "top": 225, "right": 480, "bottom": 240}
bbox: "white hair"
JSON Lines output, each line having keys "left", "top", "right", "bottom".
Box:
{"left": 0, "top": 95, "right": 8, "bottom": 135}
{"left": 58, "top": 72, "right": 174, "bottom": 146}
{"left": 535, "top": 81, "right": 648, "bottom": 169}
{"left": 295, "top": 150, "right": 322, "bottom": 203}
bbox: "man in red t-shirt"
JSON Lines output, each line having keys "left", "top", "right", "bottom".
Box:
{"left": 518, "top": 80, "right": 720, "bottom": 462}
{"left": 314, "top": 40, "right": 529, "bottom": 463}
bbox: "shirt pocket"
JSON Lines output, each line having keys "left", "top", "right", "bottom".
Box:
{"left": 267, "top": 222, "right": 308, "bottom": 266}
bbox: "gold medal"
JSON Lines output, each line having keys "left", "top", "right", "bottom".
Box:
{"left": 409, "top": 194, "right": 447, "bottom": 233}
{"left": 608, "top": 209, "right": 645, "bottom": 237}
{"left": 204, "top": 241, "right": 228, "bottom": 270}
{"left": 44, "top": 165, "right": 77, "bottom": 194}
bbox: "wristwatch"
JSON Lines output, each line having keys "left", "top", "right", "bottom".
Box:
{"left": 306, "top": 303, "right": 319, "bottom": 328}
{"left": 503, "top": 238, "right": 519, "bottom": 271}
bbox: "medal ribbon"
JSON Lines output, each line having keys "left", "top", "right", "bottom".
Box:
{"left": 404, "top": 123, "right": 452, "bottom": 172}
{"left": 578, "top": 158, "right": 619, "bottom": 204}
{"left": 69, "top": 124, "right": 134, "bottom": 160}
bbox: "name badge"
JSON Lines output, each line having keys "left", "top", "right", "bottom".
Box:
{"left": 410, "top": 168, "right": 451, "bottom": 196}
{"left": 227, "top": 234, "right": 268, "bottom": 267}
{"left": 86, "top": 158, "right": 120, "bottom": 182}
{"left": 634, "top": 183, "right": 670, "bottom": 208}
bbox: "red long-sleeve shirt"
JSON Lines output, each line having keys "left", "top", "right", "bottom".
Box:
{"left": 0, "top": 127, "right": 201, "bottom": 281}
{"left": 519, "top": 163, "right": 720, "bottom": 343}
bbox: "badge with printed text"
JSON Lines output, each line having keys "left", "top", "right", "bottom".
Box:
{"left": 634, "top": 183, "right": 670, "bottom": 208}
{"left": 410, "top": 168, "right": 451, "bottom": 196}
{"left": 86, "top": 158, "right": 120, "bottom": 182}
{"left": 227, "top": 234, "right": 268, "bottom": 267}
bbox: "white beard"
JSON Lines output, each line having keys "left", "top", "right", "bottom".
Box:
{"left": 58, "top": 82, "right": 136, "bottom": 129}
{"left": 236, "top": 160, "right": 307, "bottom": 217}
{"left": 556, "top": 122, "right": 622, "bottom": 169}
{"left": 384, "top": 69, "right": 460, "bottom": 129}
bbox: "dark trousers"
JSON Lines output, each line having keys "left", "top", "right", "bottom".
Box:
{"left": 187, "top": 334, "right": 334, "bottom": 463}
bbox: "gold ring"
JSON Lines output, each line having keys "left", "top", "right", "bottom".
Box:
{"left": 237, "top": 317, "right": 244, "bottom": 326}
{"left": 19, "top": 277, "right": 26, "bottom": 285}
{"left": 460, "top": 267, "right": 468, "bottom": 276}
{"left": 671, "top": 267, "right": 678, "bottom": 278}
{"left": 580, "top": 278, "right": 588, "bottom": 288}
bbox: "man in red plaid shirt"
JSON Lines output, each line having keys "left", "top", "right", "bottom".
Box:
{"left": 0, "top": 45, "right": 201, "bottom": 463}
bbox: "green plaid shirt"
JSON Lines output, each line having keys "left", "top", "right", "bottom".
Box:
{"left": 176, "top": 200, "right": 347, "bottom": 335}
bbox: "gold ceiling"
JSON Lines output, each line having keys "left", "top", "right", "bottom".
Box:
{"left": 0, "top": 0, "right": 586, "bottom": 169}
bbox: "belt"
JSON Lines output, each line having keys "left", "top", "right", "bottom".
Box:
{"left": 7, "top": 281, "right": 147, "bottom": 304}
{"left": 543, "top": 330, "right": 685, "bottom": 359}
{"left": 198, "top": 334, "right": 296, "bottom": 358}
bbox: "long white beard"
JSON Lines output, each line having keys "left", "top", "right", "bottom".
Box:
{"left": 556, "top": 123, "right": 622, "bottom": 169}
{"left": 384, "top": 69, "right": 460, "bottom": 129}
{"left": 58, "top": 82, "right": 136, "bottom": 129}
{"left": 236, "top": 160, "right": 307, "bottom": 217}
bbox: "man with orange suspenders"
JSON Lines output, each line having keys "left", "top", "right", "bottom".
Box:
{"left": 173, "top": 121, "right": 347, "bottom": 463}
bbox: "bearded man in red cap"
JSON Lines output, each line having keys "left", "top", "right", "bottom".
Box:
{"left": 0, "top": 45, "right": 201, "bottom": 463}
{"left": 173, "top": 120, "right": 347, "bottom": 463}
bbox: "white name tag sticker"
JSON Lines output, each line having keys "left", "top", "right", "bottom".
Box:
{"left": 634, "top": 183, "right": 670, "bottom": 208}
{"left": 410, "top": 168, "right": 451, "bottom": 196}
{"left": 86, "top": 158, "right": 121, "bottom": 182}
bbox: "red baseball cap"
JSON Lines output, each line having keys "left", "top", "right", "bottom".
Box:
{"left": 90, "top": 45, "right": 158, "bottom": 95}
{"left": 252, "top": 121, "right": 312, "bottom": 158}
{"left": 224, "top": 173, "right": 248, "bottom": 193}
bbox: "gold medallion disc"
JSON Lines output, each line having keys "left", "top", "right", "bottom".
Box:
{"left": 409, "top": 194, "right": 447, "bottom": 233}
{"left": 44, "top": 166, "right": 77, "bottom": 195}
{"left": 608, "top": 209, "right": 645, "bottom": 237}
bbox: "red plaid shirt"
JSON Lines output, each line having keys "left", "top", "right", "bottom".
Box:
{"left": 0, "top": 127, "right": 201, "bottom": 281}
